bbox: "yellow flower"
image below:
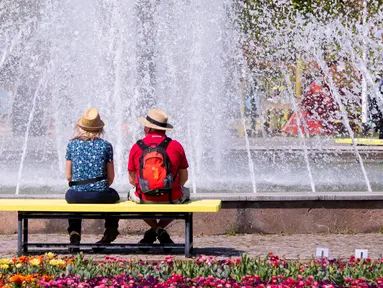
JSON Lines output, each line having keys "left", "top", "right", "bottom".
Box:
{"left": 49, "top": 259, "right": 58, "bottom": 266}
{"left": 45, "top": 252, "right": 55, "bottom": 259}
{"left": 0, "top": 264, "right": 9, "bottom": 269}
{"left": 29, "top": 258, "right": 41, "bottom": 266}
{"left": 0, "top": 258, "right": 12, "bottom": 265}
{"left": 57, "top": 259, "right": 66, "bottom": 266}
{"left": 16, "top": 263, "right": 23, "bottom": 269}
{"left": 49, "top": 258, "right": 65, "bottom": 266}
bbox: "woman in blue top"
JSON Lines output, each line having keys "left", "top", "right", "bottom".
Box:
{"left": 65, "top": 108, "right": 120, "bottom": 252}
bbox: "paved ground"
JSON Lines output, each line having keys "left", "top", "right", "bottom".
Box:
{"left": 1, "top": 233, "right": 383, "bottom": 260}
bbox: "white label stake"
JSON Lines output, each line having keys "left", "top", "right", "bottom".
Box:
{"left": 316, "top": 248, "right": 329, "bottom": 258}
{"left": 355, "top": 249, "right": 368, "bottom": 259}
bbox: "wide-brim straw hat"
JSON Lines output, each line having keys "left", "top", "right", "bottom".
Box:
{"left": 77, "top": 108, "right": 105, "bottom": 131}
{"left": 138, "top": 108, "right": 173, "bottom": 131}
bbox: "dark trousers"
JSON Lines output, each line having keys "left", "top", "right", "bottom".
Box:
{"left": 65, "top": 188, "right": 120, "bottom": 235}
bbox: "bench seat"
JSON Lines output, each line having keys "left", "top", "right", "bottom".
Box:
{"left": 0, "top": 199, "right": 221, "bottom": 212}
{"left": 0, "top": 199, "right": 221, "bottom": 257}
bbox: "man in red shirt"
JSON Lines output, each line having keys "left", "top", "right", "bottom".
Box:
{"left": 128, "top": 108, "right": 190, "bottom": 247}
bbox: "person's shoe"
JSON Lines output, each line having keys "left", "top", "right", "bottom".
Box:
{"left": 92, "top": 229, "right": 119, "bottom": 253}
{"left": 157, "top": 228, "right": 174, "bottom": 253}
{"left": 69, "top": 231, "right": 81, "bottom": 253}
{"left": 138, "top": 228, "right": 157, "bottom": 252}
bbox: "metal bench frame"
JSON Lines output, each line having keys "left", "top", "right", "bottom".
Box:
{"left": 17, "top": 211, "right": 193, "bottom": 257}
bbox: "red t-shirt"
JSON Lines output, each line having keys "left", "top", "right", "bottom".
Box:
{"left": 128, "top": 131, "right": 189, "bottom": 201}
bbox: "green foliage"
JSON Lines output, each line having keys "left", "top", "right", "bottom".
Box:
{"left": 290, "top": 0, "right": 383, "bottom": 20}
{"left": 239, "top": 0, "right": 383, "bottom": 58}
{"left": 241, "top": 0, "right": 383, "bottom": 30}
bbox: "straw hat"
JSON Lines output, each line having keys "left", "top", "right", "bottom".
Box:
{"left": 138, "top": 108, "right": 173, "bottom": 131}
{"left": 77, "top": 108, "right": 105, "bottom": 131}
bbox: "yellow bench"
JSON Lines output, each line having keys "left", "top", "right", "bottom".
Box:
{"left": 335, "top": 138, "right": 383, "bottom": 146}
{"left": 0, "top": 199, "right": 222, "bottom": 257}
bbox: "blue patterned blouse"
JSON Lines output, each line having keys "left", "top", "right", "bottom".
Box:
{"left": 65, "top": 138, "right": 113, "bottom": 192}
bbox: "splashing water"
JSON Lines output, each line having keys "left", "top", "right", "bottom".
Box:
{"left": 0, "top": 0, "right": 247, "bottom": 194}
{"left": 1, "top": 0, "right": 383, "bottom": 194}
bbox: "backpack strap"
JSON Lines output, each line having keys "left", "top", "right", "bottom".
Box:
{"left": 137, "top": 140, "right": 149, "bottom": 173}
{"left": 159, "top": 137, "right": 172, "bottom": 150}
{"left": 136, "top": 140, "right": 149, "bottom": 150}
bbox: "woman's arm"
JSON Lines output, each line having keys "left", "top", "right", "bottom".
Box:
{"left": 106, "top": 162, "right": 115, "bottom": 185}
{"left": 66, "top": 160, "right": 72, "bottom": 181}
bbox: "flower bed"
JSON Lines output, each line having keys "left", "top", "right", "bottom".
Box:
{"left": 1, "top": 253, "right": 383, "bottom": 287}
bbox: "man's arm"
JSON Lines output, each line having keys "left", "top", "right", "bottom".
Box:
{"left": 128, "top": 144, "right": 138, "bottom": 186}
{"left": 179, "top": 168, "right": 188, "bottom": 186}
{"left": 129, "top": 171, "right": 136, "bottom": 186}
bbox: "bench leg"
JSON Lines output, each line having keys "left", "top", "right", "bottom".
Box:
{"left": 185, "top": 213, "right": 193, "bottom": 257}
{"left": 17, "top": 213, "right": 23, "bottom": 256}
{"left": 23, "top": 217, "right": 28, "bottom": 254}
{"left": 189, "top": 213, "right": 193, "bottom": 254}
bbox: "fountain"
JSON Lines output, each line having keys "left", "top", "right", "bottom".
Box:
{"left": 1, "top": 0, "right": 383, "bottom": 195}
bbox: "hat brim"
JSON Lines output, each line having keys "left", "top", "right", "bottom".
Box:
{"left": 77, "top": 120, "right": 105, "bottom": 131}
{"left": 137, "top": 118, "right": 173, "bottom": 130}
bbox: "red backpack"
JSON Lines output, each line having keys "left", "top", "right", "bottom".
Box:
{"left": 136, "top": 137, "right": 173, "bottom": 202}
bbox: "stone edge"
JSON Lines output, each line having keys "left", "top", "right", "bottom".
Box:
{"left": 1, "top": 192, "right": 383, "bottom": 201}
